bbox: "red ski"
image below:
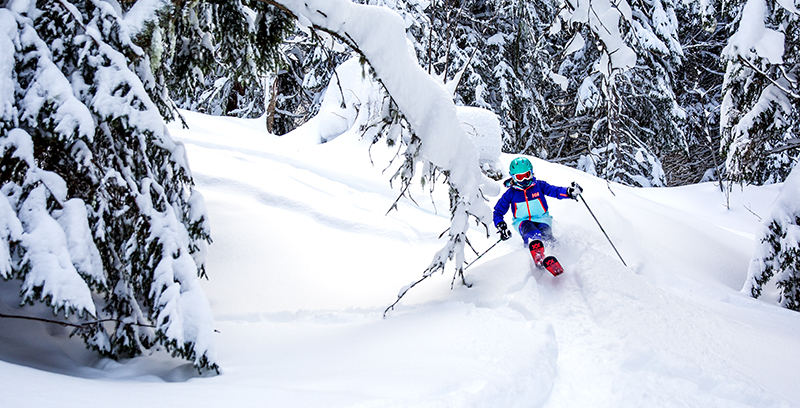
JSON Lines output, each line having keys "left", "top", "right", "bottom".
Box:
{"left": 529, "top": 239, "right": 564, "bottom": 276}
{"left": 529, "top": 239, "right": 545, "bottom": 266}
{"left": 542, "top": 256, "right": 564, "bottom": 276}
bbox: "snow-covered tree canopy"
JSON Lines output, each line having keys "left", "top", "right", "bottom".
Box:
{"left": 241, "top": 0, "right": 794, "bottom": 189}
{"left": 141, "top": 0, "right": 294, "bottom": 120}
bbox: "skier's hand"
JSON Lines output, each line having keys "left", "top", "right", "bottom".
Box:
{"left": 567, "top": 182, "right": 583, "bottom": 200}
{"left": 497, "top": 221, "right": 512, "bottom": 241}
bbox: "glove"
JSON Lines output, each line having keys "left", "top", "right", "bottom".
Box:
{"left": 567, "top": 182, "right": 583, "bottom": 200}
{"left": 497, "top": 221, "right": 512, "bottom": 241}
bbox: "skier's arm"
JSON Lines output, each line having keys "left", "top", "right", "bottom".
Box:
{"left": 540, "top": 181, "right": 570, "bottom": 200}
{"left": 493, "top": 189, "right": 514, "bottom": 226}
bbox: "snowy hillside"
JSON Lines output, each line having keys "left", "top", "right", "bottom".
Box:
{"left": 1, "top": 110, "right": 798, "bottom": 408}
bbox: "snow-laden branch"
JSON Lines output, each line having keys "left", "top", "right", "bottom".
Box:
{"left": 734, "top": 56, "right": 800, "bottom": 101}
{"left": 767, "top": 138, "right": 800, "bottom": 155}
{"left": 263, "top": 0, "right": 494, "bottom": 312}
{"left": 557, "top": 0, "right": 637, "bottom": 76}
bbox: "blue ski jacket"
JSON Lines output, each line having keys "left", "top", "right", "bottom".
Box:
{"left": 493, "top": 177, "right": 570, "bottom": 229}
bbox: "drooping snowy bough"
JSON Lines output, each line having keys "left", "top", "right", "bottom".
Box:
{"left": 265, "top": 0, "right": 495, "bottom": 314}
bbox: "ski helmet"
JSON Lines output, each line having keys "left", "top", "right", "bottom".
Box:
{"left": 509, "top": 157, "right": 533, "bottom": 176}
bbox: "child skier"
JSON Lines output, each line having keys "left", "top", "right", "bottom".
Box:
{"left": 494, "top": 157, "right": 582, "bottom": 275}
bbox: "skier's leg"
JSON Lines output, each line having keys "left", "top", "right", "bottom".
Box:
{"left": 519, "top": 220, "right": 544, "bottom": 244}
{"left": 534, "top": 222, "right": 554, "bottom": 242}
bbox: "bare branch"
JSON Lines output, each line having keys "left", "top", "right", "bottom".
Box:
{"left": 0, "top": 312, "right": 156, "bottom": 329}
{"left": 767, "top": 138, "right": 800, "bottom": 155}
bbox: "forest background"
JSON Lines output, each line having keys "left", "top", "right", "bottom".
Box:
{"left": 175, "top": 0, "right": 798, "bottom": 189}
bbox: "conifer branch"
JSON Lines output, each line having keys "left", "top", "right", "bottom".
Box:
{"left": 736, "top": 56, "right": 800, "bottom": 100}
{"left": 767, "top": 138, "right": 800, "bottom": 155}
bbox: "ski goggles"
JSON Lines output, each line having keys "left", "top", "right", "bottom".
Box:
{"left": 513, "top": 171, "right": 532, "bottom": 182}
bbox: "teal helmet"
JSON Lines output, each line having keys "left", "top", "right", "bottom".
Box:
{"left": 509, "top": 157, "right": 533, "bottom": 176}
{"left": 509, "top": 157, "right": 534, "bottom": 186}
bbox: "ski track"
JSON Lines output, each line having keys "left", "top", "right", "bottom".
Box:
{"left": 454, "top": 227, "right": 795, "bottom": 408}
{"left": 537, "top": 246, "right": 793, "bottom": 408}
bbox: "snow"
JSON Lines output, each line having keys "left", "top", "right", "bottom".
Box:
{"left": 454, "top": 106, "right": 502, "bottom": 166}
{"left": 564, "top": 32, "right": 585, "bottom": 56}
{"left": 1, "top": 128, "right": 34, "bottom": 167}
{"left": 0, "top": 192, "right": 22, "bottom": 279}
{"left": 549, "top": 69, "right": 570, "bottom": 92}
{"left": 486, "top": 33, "right": 505, "bottom": 46}
{"left": 52, "top": 198, "right": 105, "bottom": 286}
{"left": 633, "top": 19, "right": 670, "bottom": 55}
{"left": 2, "top": 108, "right": 800, "bottom": 407}
{"left": 743, "top": 167, "right": 800, "bottom": 307}
{"left": 576, "top": 76, "right": 601, "bottom": 114}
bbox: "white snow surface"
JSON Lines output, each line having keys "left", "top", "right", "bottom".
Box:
{"left": 1, "top": 109, "right": 799, "bottom": 407}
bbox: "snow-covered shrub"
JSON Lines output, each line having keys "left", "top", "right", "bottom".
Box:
{"left": 0, "top": 0, "right": 216, "bottom": 371}
{"left": 744, "top": 165, "right": 800, "bottom": 310}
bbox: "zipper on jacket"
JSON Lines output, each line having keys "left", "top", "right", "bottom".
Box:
{"left": 524, "top": 186, "right": 531, "bottom": 219}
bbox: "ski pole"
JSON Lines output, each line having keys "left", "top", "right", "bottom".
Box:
{"left": 578, "top": 194, "right": 627, "bottom": 267}
{"left": 464, "top": 238, "right": 503, "bottom": 271}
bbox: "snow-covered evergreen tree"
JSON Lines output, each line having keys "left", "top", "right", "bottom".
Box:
{"left": 545, "top": 0, "right": 687, "bottom": 187}
{"left": 139, "top": 0, "right": 293, "bottom": 119}
{"left": 360, "top": 1, "right": 556, "bottom": 162}
{"left": 670, "top": 0, "right": 728, "bottom": 185}
{"left": 467, "top": 0, "right": 556, "bottom": 157}
{"left": 1, "top": 0, "right": 216, "bottom": 371}
{"left": 721, "top": 0, "right": 799, "bottom": 185}
{"left": 744, "top": 165, "right": 800, "bottom": 310}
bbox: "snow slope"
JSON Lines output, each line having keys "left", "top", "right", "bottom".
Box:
{"left": 1, "top": 110, "right": 799, "bottom": 408}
